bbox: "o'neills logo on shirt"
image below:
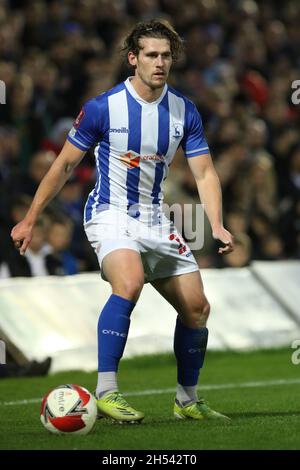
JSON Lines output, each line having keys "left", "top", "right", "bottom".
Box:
{"left": 109, "top": 127, "right": 129, "bottom": 133}
{"left": 120, "top": 151, "right": 165, "bottom": 169}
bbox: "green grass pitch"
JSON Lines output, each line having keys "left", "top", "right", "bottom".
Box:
{"left": 0, "top": 348, "right": 300, "bottom": 450}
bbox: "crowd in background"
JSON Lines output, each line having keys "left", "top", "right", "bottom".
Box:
{"left": 0, "top": 0, "right": 299, "bottom": 277}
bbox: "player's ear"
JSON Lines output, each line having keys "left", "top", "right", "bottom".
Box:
{"left": 128, "top": 51, "right": 138, "bottom": 67}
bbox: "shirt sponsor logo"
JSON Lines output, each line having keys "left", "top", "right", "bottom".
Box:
{"left": 120, "top": 150, "right": 165, "bottom": 169}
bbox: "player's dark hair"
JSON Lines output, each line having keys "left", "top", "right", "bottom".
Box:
{"left": 121, "top": 19, "right": 184, "bottom": 64}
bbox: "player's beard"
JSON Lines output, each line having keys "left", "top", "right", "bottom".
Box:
{"left": 140, "top": 72, "right": 168, "bottom": 91}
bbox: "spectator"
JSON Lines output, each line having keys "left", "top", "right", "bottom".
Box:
{"left": 1, "top": 217, "right": 54, "bottom": 277}
{"left": 0, "top": 353, "right": 52, "bottom": 379}
{"left": 1, "top": 0, "right": 300, "bottom": 271}
{"left": 46, "top": 216, "right": 79, "bottom": 275}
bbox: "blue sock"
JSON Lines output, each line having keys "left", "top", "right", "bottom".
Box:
{"left": 173, "top": 316, "right": 208, "bottom": 386}
{"left": 98, "top": 294, "right": 135, "bottom": 372}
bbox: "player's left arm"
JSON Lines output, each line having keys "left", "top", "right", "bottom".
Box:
{"left": 188, "top": 153, "right": 234, "bottom": 254}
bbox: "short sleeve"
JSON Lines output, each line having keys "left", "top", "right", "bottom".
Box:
{"left": 181, "top": 101, "right": 209, "bottom": 158}
{"left": 67, "top": 98, "right": 101, "bottom": 151}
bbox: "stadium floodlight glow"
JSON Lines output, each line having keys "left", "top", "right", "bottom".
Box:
{"left": 0, "top": 80, "right": 6, "bottom": 104}
{"left": 40, "top": 334, "right": 71, "bottom": 353}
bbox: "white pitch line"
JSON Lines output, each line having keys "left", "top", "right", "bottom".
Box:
{"left": 127, "top": 377, "right": 300, "bottom": 396}
{"left": 1, "top": 377, "right": 300, "bottom": 407}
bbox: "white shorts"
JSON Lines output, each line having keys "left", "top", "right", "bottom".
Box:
{"left": 84, "top": 209, "right": 199, "bottom": 283}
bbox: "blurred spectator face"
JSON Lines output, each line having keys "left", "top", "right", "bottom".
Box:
{"left": 205, "top": 87, "right": 231, "bottom": 118}
{"left": 0, "top": 127, "right": 19, "bottom": 162}
{"left": 264, "top": 100, "right": 289, "bottom": 127}
{"left": 243, "top": 39, "right": 267, "bottom": 68}
{"left": 21, "top": 52, "right": 52, "bottom": 87}
{"left": 30, "top": 225, "right": 47, "bottom": 253}
{"left": 218, "top": 119, "right": 241, "bottom": 145}
{"left": 251, "top": 214, "right": 271, "bottom": 237}
{"left": 181, "top": 166, "right": 197, "bottom": 195}
{"left": 29, "top": 151, "right": 56, "bottom": 183}
{"left": 0, "top": 61, "right": 17, "bottom": 88}
{"left": 0, "top": 23, "right": 16, "bottom": 57}
{"left": 247, "top": 119, "right": 267, "bottom": 148}
{"left": 50, "top": 41, "right": 73, "bottom": 65}
{"left": 264, "top": 20, "right": 287, "bottom": 52}
{"left": 268, "top": 76, "right": 290, "bottom": 102}
{"left": 273, "top": 128, "right": 299, "bottom": 157}
{"left": 48, "top": 0, "right": 65, "bottom": 21}
{"left": 196, "top": 254, "right": 214, "bottom": 269}
{"left": 230, "top": 142, "right": 248, "bottom": 162}
{"left": 47, "top": 222, "right": 72, "bottom": 252}
{"left": 290, "top": 148, "right": 300, "bottom": 174}
{"left": 11, "top": 74, "right": 33, "bottom": 111}
{"left": 72, "top": 0, "right": 99, "bottom": 28}
{"left": 182, "top": 69, "right": 204, "bottom": 97}
{"left": 260, "top": 235, "right": 284, "bottom": 260}
{"left": 250, "top": 156, "right": 272, "bottom": 187}
{"left": 226, "top": 211, "right": 248, "bottom": 235}
{"left": 59, "top": 178, "right": 82, "bottom": 202}
{"left": 35, "top": 64, "right": 58, "bottom": 93}
{"left": 223, "top": 235, "right": 251, "bottom": 267}
{"left": 128, "top": 0, "right": 159, "bottom": 18}
{"left": 24, "top": 1, "right": 47, "bottom": 26}
{"left": 10, "top": 196, "right": 32, "bottom": 224}
{"left": 49, "top": 118, "right": 74, "bottom": 148}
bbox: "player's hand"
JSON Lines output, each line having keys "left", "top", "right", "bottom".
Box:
{"left": 212, "top": 226, "right": 234, "bottom": 255}
{"left": 10, "top": 219, "right": 33, "bottom": 256}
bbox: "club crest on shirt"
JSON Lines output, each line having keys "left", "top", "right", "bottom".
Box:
{"left": 172, "top": 123, "right": 183, "bottom": 138}
{"left": 74, "top": 108, "right": 85, "bottom": 129}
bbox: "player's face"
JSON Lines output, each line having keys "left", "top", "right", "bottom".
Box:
{"left": 129, "top": 37, "right": 172, "bottom": 90}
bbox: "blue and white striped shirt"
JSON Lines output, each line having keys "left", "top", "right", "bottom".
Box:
{"left": 67, "top": 78, "right": 209, "bottom": 224}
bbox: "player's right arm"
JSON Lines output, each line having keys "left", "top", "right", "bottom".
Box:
{"left": 11, "top": 140, "right": 85, "bottom": 255}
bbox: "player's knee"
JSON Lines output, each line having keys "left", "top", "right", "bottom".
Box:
{"left": 113, "top": 278, "right": 144, "bottom": 303}
{"left": 201, "top": 299, "right": 210, "bottom": 324}
{"left": 189, "top": 298, "right": 210, "bottom": 328}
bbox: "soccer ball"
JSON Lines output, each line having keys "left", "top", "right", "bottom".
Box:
{"left": 40, "top": 384, "right": 97, "bottom": 435}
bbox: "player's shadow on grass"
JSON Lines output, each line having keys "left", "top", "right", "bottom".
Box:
{"left": 100, "top": 417, "right": 199, "bottom": 427}
{"left": 229, "top": 411, "right": 300, "bottom": 419}
{"left": 139, "top": 418, "right": 231, "bottom": 426}
{"left": 99, "top": 411, "right": 300, "bottom": 427}
{"left": 144, "top": 410, "right": 300, "bottom": 424}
